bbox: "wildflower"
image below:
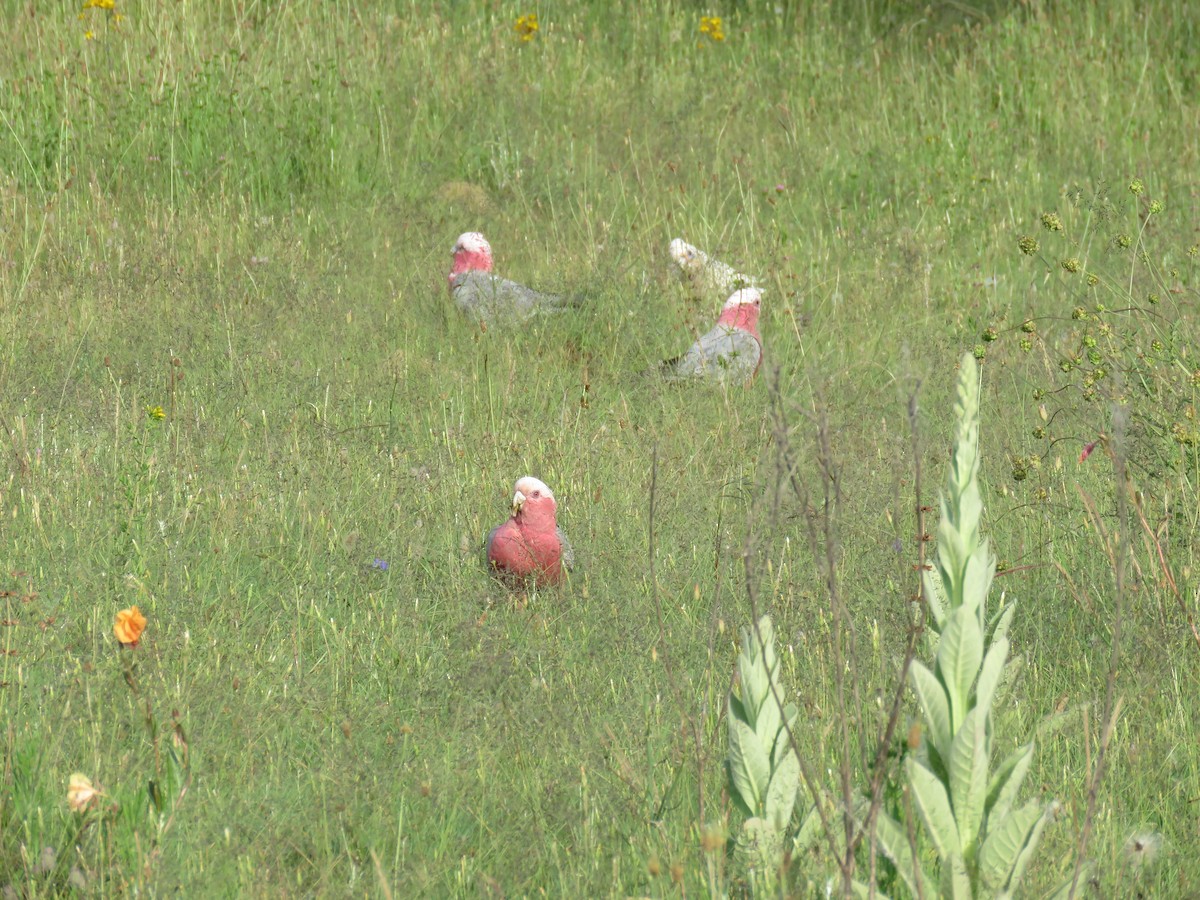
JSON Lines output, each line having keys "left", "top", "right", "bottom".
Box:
{"left": 514, "top": 13, "right": 538, "bottom": 42}
{"left": 1128, "top": 178, "right": 1145, "bottom": 195}
{"left": 1114, "top": 233, "right": 1132, "bottom": 249}
{"left": 1148, "top": 292, "right": 1160, "bottom": 304}
{"left": 1017, "top": 235, "right": 1038, "bottom": 255}
{"left": 1079, "top": 439, "right": 1099, "bottom": 462}
{"left": 1148, "top": 199, "right": 1164, "bottom": 215}
{"left": 1021, "top": 319, "right": 1036, "bottom": 333}
{"left": 1060, "top": 257, "right": 1081, "bottom": 273}
{"left": 82, "top": 0, "right": 114, "bottom": 7}
{"left": 146, "top": 405, "right": 166, "bottom": 421}
{"left": 1086, "top": 273, "right": 1099, "bottom": 286}
{"left": 371, "top": 558, "right": 389, "bottom": 571}
{"left": 67, "top": 773, "right": 100, "bottom": 812}
{"left": 84, "top": 29, "right": 94, "bottom": 39}
{"left": 114, "top": 605, "right": 147, "bottom": 647}
{"left": 1040, "top": 212, "right": 1063, "bottom": 231}
{"left": 699, "top": 16, "right": 725, "bottom": 42}
{"left": 1019, "top": 338, "right": 1032, "bottom": 352}
{"left": 972, "top": 344, "right": 986, "bottom": 361}
{"left": 1071, "top": 306, "right": 1087, "bottom": 320}
{"left": 981, "top": 326, "right": 998, "bottom": 343}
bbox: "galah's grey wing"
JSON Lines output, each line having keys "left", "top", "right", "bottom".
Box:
{"left": 452, "top": 271, "right": 568, "bottom": 323}
{"left": 663, "top": 325, "right": 761, "bottom": 382}
{"left": 556, "top": 527, "right": 575, "bottom": 570}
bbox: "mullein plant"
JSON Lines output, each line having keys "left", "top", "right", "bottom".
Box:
{"left": 878, "top": 353, "right": 1057, "bottom": 897}
{"left": 725, "top": 615, "right": 801, "bottom": 881}
{"left": 765, "top": 353, "right": 1058, "bottom": 897}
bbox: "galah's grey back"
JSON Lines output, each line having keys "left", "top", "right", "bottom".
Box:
{"left": 661, "top": 324, "right": 762, "bottom": 384}
{"left": 451, "top": 271, "right": 571, "bottom": 325}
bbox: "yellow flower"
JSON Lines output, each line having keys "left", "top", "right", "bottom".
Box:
{"left": 82, "top": 0, "right": 115, "bottom": 8}
{"left": 146, "top": 405, "right": 166, "bottom": 421}
{"left": 114, "top": 605, "right": 147, "bottom": 647}
{"left": 514, "top": 13, "right": 539, "bottom": 42}
{"left": 67, "top": 773, "right": 100, "bottom": 812}
{"left": 699, "top": 16, "right": 726, "bottom": 42}
{"left": 84, "top": 29, "right": 94, "bottom": 39}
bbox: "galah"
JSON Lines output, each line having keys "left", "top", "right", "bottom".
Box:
{"left": 668, "top": 238, "right": 758, "bottom": 302}
{"left": 660, "top": 287, "right": 763, "bottom": 384}
{"left": 486, "top": 476, "right": 574, "bottom": 585}
{"left": 449, "top": 232, "right": 574, "bottom": 324}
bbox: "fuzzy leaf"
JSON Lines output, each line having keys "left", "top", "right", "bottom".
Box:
{"left": 906, "top": 755, "right": 960, "bottom": 858}
{"left": 978, "top": 800, "right": 1049, "bottom": 890}
{"left": 1002, "top": 801, "right": 1053, "bottom": 890}
{"left": 986, "top": 741, "right": 1033, "bottom": 824}
{"left": 948, "top": 707, "right": 989, "bottom": 851}
{"left": 909, "top": 660, "right": 952, "bottom": 760}
{"left": 923, "top": 567, "right": 948, "bottom": 633}
{"left": 937, "top": 606, "right": 983, "bottom": 731}
{"left": 975, "top": 636, "right": 1010, "bottom": 720}
{"left": 961, "top": 548, "right": 994, "bottom": 621}
{"left": 764, "top": 737, "right": 799, "bottom": 830}
{"left": 870, "top": 808, "right": 935, "bottom": 899}
{"left": 728, "top": 715, "right": 770, "bottom": 815}
{"left": 941, "top": 850, "right": 973, "bottom": 900}
{"left": 989, "top": 600, "right": 1016, "bottom": 646}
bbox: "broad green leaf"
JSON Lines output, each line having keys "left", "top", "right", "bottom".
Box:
{"left": 948, "top": 707, "right": 989, "bottom": 851}
{"left": 937, "top": 606, "right": 983, "bottom": 730}
{"left": 755, "top": 692, "right": 782, "bottom": 750}
{"left": 978, "top": 800, "right": 1044, "bottom": 890}
{"left": 728, "top": 692, "right": 748, "bottom": 727}
{"left": 728, "top": 715, "right": 769, "bottom": 815}
{"left": 764, "top": 740, "right": 799, "bottom": 830}
{"left": 975, "top": 636, "right": 1010, "bottom": 720}
{"left": 985, "top": 742, "right": 1033, "bottom": 824}
{"left": 1041, "top": 863, "right": 1094, "bottom": 900}
{"left": 989, "top": 600, "right": 1017, "bottom": 646}
{"left": 906, "top": 755, "right": 960, "bottom": 858}
{"left": 871, "top": 808, "right": 935, "bottom": 899}
{"left": 792, "top": 797, "right": 826, "bottom": 854}
{"left": 909, "top": 660, "right": 952, "bottom": 759}
{"left": 940, "top": 850, "right": 972, "bottom": 900}
{"left": 1003, "top": 802, "right": 1053, "bottom": 891}
{"left": 923, "top": 568, "right": 948, "bottom": 632}
{"left": 961, "top": 550, "right": 994, "bottom": 620}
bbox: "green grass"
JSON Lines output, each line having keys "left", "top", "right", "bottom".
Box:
{"left": 2, "top": 0, "right": 1198, "bottom": 895}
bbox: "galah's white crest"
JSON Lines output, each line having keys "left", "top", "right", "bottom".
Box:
{"left": 668, "top": 238, "right": 758, "bottom": 302}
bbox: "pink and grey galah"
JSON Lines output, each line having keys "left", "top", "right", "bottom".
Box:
{"left": 660, "top": 287, "right": 763, "bottom": 384}
{"left": 449, "top": 232, "right": 575, "bottom": 324}
{"left": 668, "top": 238, "right": 758, "bottom": 303}
{"left": 486, "top": 476, "right": 574, "bottom": 585}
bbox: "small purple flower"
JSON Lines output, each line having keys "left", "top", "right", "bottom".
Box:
{"left": 371, "top": 558, "right": 389, "bottom": 571}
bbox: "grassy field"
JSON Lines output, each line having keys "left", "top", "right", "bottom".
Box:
{"left": 2, "top": 0, "right": 1198, "bottom": 895}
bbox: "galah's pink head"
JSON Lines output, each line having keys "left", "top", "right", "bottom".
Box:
{"left": 511, "top": 475, "right": 558, "bottom": 529}
{"left": 717, "top": 287, "right": 763, "bottom": 335}
{"left": 450, "top": 232, "right": 494, "bottom": 285}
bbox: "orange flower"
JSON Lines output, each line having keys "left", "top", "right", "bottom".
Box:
{"left": 114, "top": 605, "right": 147, "bottom": 646}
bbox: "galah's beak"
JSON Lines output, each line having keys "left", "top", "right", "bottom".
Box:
{"left": 511, "top": 490, "right": 526, "bottom": 517}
